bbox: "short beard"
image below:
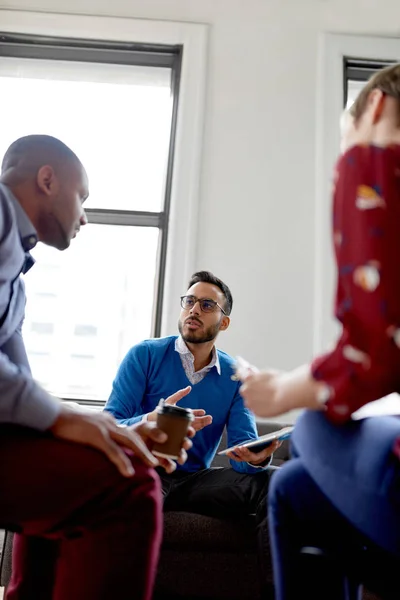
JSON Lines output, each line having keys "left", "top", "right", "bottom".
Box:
{"left": 178, "top": 319, "right": 221, "bottom": 344}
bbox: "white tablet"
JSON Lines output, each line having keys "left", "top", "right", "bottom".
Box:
{"left": 218, "top": 426, "right": 294, "bottom": 455}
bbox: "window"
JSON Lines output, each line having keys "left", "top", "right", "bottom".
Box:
{"left": 0, "top": 33, "right": 181, "bottom": 403}
{"left": 344, "top": 59, "right": 394, "bottom": 109}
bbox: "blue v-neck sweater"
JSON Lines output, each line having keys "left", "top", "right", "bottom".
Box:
{"left": 105, "top": 336, "right": 262, "bottom": 474}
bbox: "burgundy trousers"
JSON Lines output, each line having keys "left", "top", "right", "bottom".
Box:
{"left": 0, "top": 425, "right": 162, "bottom": 600}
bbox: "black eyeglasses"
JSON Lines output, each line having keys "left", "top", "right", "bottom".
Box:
{"left": 180, "top": 295, "right": 227, "bottom": 315}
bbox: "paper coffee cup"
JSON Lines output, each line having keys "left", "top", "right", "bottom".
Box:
{"left": 152, "top": 404, "right": 194, "bottom": 459}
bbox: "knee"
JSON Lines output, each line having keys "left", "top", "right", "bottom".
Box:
{"left": 131, "top": 460, "right": 163, "bottom": 521}
{"left": 268, "top": 464, "right": 287, "bottom": 513}
{"left": 268, "top": 459, "right": 308, "bottom": 514}
{"left": 126, "top": 459, "right": 162, "bottom": 518}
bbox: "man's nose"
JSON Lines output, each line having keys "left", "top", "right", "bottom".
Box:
{"left": 190, "top": 301, "right": 201, "bottom": 315}
{"left": 80, "top": 210, "right": 88, "bottom": 227}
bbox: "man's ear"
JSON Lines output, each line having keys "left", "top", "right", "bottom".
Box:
{"left": 219, "top": 316, "right": 230, "bottom": 332}
{"left": 367, "top": 89, "right": 386, "bottom": 124}
{"left": 36, "top": 165, "right": 58, "bottom": 196}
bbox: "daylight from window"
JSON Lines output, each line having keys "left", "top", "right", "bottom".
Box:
{"left": 0, "top": 62, "right": 173, "bottom": 400}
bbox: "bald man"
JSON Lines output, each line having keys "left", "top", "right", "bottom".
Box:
{"left": 0, "top": 135, "right": 192, "bottom": 600}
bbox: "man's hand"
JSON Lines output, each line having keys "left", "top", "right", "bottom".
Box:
{"left": 147, "top": 386, "right": 213, "bottom": 432}
{"left": 132, "top": 420, "right": 195, "bottom": 474}
{"left": 50, "top": 406, "right": 159, "bottom": 478}
{"left": 227, "top": 439, "right": 281, "bottom": 466}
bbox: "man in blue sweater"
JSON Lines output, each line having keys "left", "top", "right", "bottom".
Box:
{"left": 105, "top": 271, "right": 279, "bottom": 590}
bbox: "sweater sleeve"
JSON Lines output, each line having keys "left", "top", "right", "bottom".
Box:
{"left": 104, "top": 342, "right": 150, "bottom": 426}
{"left": 311, "top": 145, "right": 400, "bottom": 423}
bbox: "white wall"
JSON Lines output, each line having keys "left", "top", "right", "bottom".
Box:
{"left": 1, "top": 0, "right": 399, "bottom": 379}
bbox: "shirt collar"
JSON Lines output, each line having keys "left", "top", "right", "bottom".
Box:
{"left": 175, "top": 335, "right": 221, "bottom": 375}
{"left": 0, "top": 183, "right": 38, "bottom": 252}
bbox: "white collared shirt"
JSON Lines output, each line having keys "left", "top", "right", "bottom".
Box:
{"left": 175, "top": 335, "right": 221, "bottom": 384}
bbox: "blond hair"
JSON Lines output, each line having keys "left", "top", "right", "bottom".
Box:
{"left": 350, "top": 63, "right": 400, "bottom": 122}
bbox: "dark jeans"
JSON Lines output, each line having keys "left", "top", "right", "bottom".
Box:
{"left": 158, "top": 466, "right": 274, "bottom": 592}
{"left": 268, "top": 457, "right": 399, "bottom": 600}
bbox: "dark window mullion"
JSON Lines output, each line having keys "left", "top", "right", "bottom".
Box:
{"left": 0, "top": 33, "right": 179, "bottom": 68}
{"left": 86, "top": 208, "right": 164, "bottom": 228}
{"left": 0, "top": 43, "right": 175, "bottom": 68}
{"left": 61, "top": 397, "right": 105, "bottom": 408}
{"left": 344, "top": 57, "right": 395, "bottom": 83}
{"left": 152, "top": 53, "right": 182, "bottom": 336}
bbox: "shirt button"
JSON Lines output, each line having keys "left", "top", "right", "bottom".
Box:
{"left": 28, "top": 236, "right": 37, "bottom": 248}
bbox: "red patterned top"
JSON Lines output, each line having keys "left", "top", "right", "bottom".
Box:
{"left": 312, "top": 144, "right": 400, "bottom": 424}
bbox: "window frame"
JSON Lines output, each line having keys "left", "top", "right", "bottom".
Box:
{"left": 314, "top": 33, "right": 400, "bottom": 355}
